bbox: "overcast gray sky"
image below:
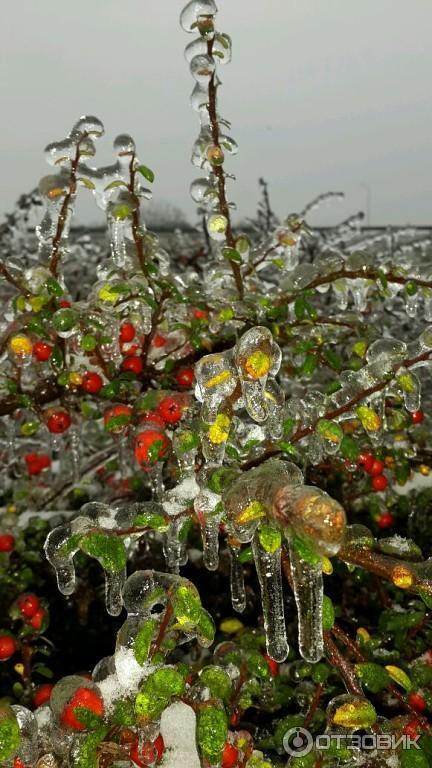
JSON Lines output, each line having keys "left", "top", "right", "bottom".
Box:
{"left": 1, "top": 0, "right": 431, "bottom": 227}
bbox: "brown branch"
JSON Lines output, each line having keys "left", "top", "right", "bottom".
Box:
{"left": 207, "top": 40, "right": 244, "bottom": 300}
{"left": 0, "top": 262, "right": 31, "bottom": 297}
{"left": 50, "top": 145, "right": 81, "bottom": 277}
{"left": 275, "top": 268, "right": 432, "bottom": 307}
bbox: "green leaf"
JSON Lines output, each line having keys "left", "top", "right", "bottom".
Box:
{"left": 354, "top": 662, "right": 390, "bottom": 693}
{"left": 222, "top": 247, "right": 242, "bottom": 263}
{"left": 81, "top": 533, "right": 127, "bottom": 572}
{"left": 137, "top": 165, "right": 155, "bottom": 183}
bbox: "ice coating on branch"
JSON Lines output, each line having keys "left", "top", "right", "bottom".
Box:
{"left": 195, "top": 327, "right": 284, "bottom": 463}
{"left": 116, "top": 570, "right": 215, "bottom": 663}
{"left": 44, "top": 501, "right": 165, "bottom": 615}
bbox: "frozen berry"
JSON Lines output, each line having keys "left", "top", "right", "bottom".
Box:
{"left": 46, "top": 409, "right": 71, "bottom": 434}
{"left": 403, "top": 719, "right": 420, "bottom": 739}
{"left": 408, "top": 691, "right": 427, "bottom": 713}
{"left": 81, "top": 372, "right": 103, "bottom": 394}
{"left": 34, "top": 683, "right": 54, "bottom": 708}
{"left": 357, "top": 452, "right": 374, "bottom": 473}
{"left": 372, "top": 474, "right": 388, "bottom": 492}
{"left": 377, "top": 512, "right": 394, "bottom": 529}
{"left": 17, "top": 594, "right": 40, "bottom": 619}
{"left": 121, "top": 343, "right": 141, "bottom": 357}
{"left": 135, "top": 429, "right": 171, "bottom": 465}
{"left": 368, "top": 458, "right": 385, "bottom": 477}
{"left": 121, "top": 356, "right": 143, "bottom": 375}
{"left": 28, "top": 609, "right": 46, "bottom": 631}
{"left": 33, "top": 340, "right": 53, "bottom": 362}
{"left": 193, "top": 308, "right": 208, "bottom": 320}
{"left": 0, "top": 534, "right": 15, "bottom": 552}
{"left": 58, "top": 299, "right": 72, "bottom": 308}
{"left": 263, "top": 653, "right": 280, "bottom": 677}
{"left": 130, "top": 734, "right": 165, "bottom": 767}
{"left": 24, "top": 453, "right": 50, "bottom": 476}
{"left": 104, "top": 405, "right": 133, "bottom": 434}
{"left": 119, "top": 322, "right": 135, "bottom": 343}
{"left": 411, "top": 410, "right": 425, "bottom": 424}
{"left": 158, "top": 396, "right": 183, "bottom": 424}
{"left": 61, "top": 686, "right": 104, "bottom": 731}
{"left": 222, "top": 742, "right": 239, "bottom": 768}
{"left": 0, "top": 634, "right": 17, "bottom": 661}
{"left": 175, "top": 367, "right": 194, "bottom": 388}
{"left": 152, "top": 333, "right": 167, "bottom": 348}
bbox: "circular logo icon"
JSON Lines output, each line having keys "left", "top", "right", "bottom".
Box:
{"left": 283, "top": 727, "right": 314, "bottom": 757}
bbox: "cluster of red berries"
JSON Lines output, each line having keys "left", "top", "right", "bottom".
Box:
{"left": 357, "top": 452, "right": 388, "bottom": 492}
{"left": 118, "top": 322, "right": 144, "bottom": 376}
{"left": 24, "top": 452, "right": 51, "bottom": 476}
{"left": 16, "top": 593, "right": 47, "bottom": 632}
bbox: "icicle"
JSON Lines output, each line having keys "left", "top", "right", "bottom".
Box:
{"left": 165, "top": 517, "right": 188, "bottom": 573}
{"left": 105, "top": 569, "right": 127, "bottom": 617}
{"left": 228, "top": 544, "right": 246, "bottom": 613}
{"left": 44, "top": 525, "right": 77, "bottom": 596}
{"left": 201, "top": 516, "right": 220, "bottom": 570}
{"left": 288, "top": 540, "right": 324, "bottom": 662}
{"left": 69, "top": 426, "right": 81, "bottom": 484}
{"left": 252, "top": 531, "right": 288, "bottom": 662}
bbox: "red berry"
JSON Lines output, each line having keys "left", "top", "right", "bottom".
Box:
{"left": 175, "top": 367, "right": 194, "bottom": 388}
{"left": 81, "top": 371, "right": 103, "bottom": 394}
{"left": 263, "top": 653, "right": 280, "bottom": 677}
{"left": 24, "top": 453, "right": 50, "bottom": 476}
{"left": 368, "top": 458, "right": 385, "bottom": 477}
{"left": 372, "top": 474, "right": 388, "bottom": 492}
{"left": 13, "top": 758, "right": 25, "bottom": 768}
{"left": 104, "top": 405, "right": 133, "bottom": 434}
{"left": 29, "top": 609, "right": 46, "bottom": 631}
{"left": 0, "top": 634, "right": 17, "bottom": 661}
{"left": 403, "top": 718, "right": 420, "bottom": 739}
{"left": 121, "top": 343, "right": 141, "bottom": 357}
{"left": 357, "top": 452, "right": 374, "bottom": 473}
{"left": 61, "top": 686, "right": 104, "bottom": 731}
{"left": 152, "top": 334, "right": 167, "bottom": 348}
{"left": 423, "top": 650, "right": 432, "bottom": 666}
{"left": 121, "top": 356, "right": 143, "bottom": 375}
{"left": 411, "top": 410, "right": 425, "bottom": 424}
{"left": 193, "top": 308, "right": 208, "bottom": 320}
{"left": 135, "top": 429, "right": 171, "bottom": 465}
{"left": 0, "top": 534, "right": 15, "bottom": 552}
{"left": 377, "top": 512, "right": 394, "bottom": 529}
{"left": 222, "top": 742, "right": 239, "bottom": 768}
{"left": 58, "top": 300, "right": 72, "bottom": 308}
{"left": 158, "top": 396, "right": 183, "bottom": 425}
{"left": 33, "top": 340, "right": 53, "bottom": 362}
{"left": 17, "top": 593, "right": 40, "bottom": 619}
{"left": 119, "top": 322, "right": 135, "bottom": 343}
{"left": 408, "top": 692, "right": 427, "bottom": 713}
{"left": 130, "top": 734, "right": 165, "bottom": 767}
{"left": 46, "top": 409, "right": 71, "bottom": 434}
{"left": 34, "top": 683, "right": 54, "bottom": 708}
